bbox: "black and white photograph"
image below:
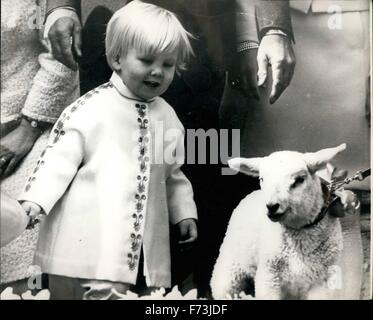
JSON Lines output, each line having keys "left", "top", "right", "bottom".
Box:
{"left": 0, "top": 0, "right": 371, "bottom": 304}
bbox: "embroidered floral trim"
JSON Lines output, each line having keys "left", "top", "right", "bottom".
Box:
{"left": 130, "top": 234, "right": 142, "bottom": 251}
{"left": 128, "top": 103, "right": 150, "bottom": 271}
{"left": 24, "top": 82, "right": 113, "bottom": 192}
{"left": 137, "top": 175, "right": 147, "bottom": 193}
{"left": 127, "top": 253, "right": 139, "bottom": 271}
{"left": 132, "top": 213, "right": 143, "bottom": 232}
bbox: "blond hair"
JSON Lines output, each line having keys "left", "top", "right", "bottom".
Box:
{"left": 105, "top": 0, "right": 194, "bottom": 72}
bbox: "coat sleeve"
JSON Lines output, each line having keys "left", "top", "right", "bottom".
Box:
{"left": 20, "top": 1, "right": 79, "bottom": 123}
{"left": 255, "top": 0, "right": 294, "bottom": 42}
{"left": 166, "top": 120, "right": 198, "bottom": 225}
{"left": 21, "top": 53, "right": 79, "bottom": 123}
{"left": 18, "top": 103, "right": 87, "bottom": 214}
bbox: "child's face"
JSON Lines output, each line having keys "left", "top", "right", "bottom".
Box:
{"left": 114, "top": 47, "right": 178, "bottom": 100}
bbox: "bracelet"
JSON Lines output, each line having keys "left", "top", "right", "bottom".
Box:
{"left": 21, "top": 115, "right": 50, "bottom": 132}
{"left": 237, "top": 41, "right": 259, "bottom": 53}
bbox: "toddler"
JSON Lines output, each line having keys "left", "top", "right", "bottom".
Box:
{"left": 19, "top": 0, "right": 198, "bottom": 300}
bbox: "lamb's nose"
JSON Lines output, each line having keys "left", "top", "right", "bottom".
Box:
{"left": 266, "top": 203, "right": 280, "bottom": 214}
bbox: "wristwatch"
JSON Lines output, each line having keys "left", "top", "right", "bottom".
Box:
{"left": 21, "top": 115, "right": 50, "bottom": 132}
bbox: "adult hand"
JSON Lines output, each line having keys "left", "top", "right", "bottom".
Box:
{"left": 257, "top": 34, "right": 296, "bottom": 104}
{"left": 335, "top": 189, "right": 360, "bottom": 215}
{"left": 229, "top": 48, "right": 260, "bottom": 100}
{"left": 48, "top": 16, "right": 82, "bottom": 70}
{"left": 176, "top": 218, "right": 198, "bottom": 252}
{"left": 0, "top": 119, "right": 43, "bottom": 178}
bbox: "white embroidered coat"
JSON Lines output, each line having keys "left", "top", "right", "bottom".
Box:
{"left": 19, "top": 72, "right": 198, "bottom": 288}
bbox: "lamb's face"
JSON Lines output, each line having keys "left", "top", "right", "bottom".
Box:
{"left": 258, "top": 153, "right": 323, "bottom": 229}
{"left": 228, "top": 144, "right": 346, "bottom": 229}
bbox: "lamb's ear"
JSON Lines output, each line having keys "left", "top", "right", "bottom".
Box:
{"left": 227, "top": 157, "right": 262, "bottom": 177}
{"left": 304, "top": 144, "right": 346, "bottom": 173}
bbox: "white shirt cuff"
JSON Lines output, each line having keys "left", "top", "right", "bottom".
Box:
{"left": 264, "top": 29, "right": 289, "bottom": 38}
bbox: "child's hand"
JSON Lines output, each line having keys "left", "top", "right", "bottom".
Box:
{"left": 21, "top": 201, "right": 43, "bottom": 228}
{"left": 176, "top": 218, "right": 198, "bottom": 251}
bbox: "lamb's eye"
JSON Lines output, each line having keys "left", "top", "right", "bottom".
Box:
{"left": 259, "top": 177, "right": 264, "bottom": 183}
{"left": 291, "top": 176, "right": 305, "bottom": 188}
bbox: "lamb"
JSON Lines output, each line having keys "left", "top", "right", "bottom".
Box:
{"left": 211, "top": 144, "right": 348, "bottom": 300}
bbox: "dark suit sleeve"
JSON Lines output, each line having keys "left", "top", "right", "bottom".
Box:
{"left": 235, "top": 0, "right": 258, "bottom": 43}
{"left": 46, "top": 0, "right": 81, "bottom": 17}
{"left": 255, "top": 0, "right": 294, "bottom": 42}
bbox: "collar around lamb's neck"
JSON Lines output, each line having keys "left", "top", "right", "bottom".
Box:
{"left": 302, "top": 182, "right": 342, "bottom": 229}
